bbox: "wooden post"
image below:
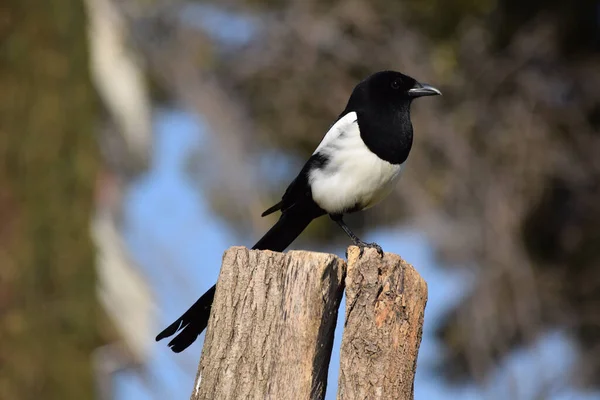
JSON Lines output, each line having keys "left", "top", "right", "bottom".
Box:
{"left": 192, "top": 247, "right": 346, "bottom": 400}
{"left": 189, "top": 246, "right": 427, "bottom": 400}
{"left": 337, "top": 247, "right": 428, "bottom": 400}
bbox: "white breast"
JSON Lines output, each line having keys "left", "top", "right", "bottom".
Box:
{"left": 309, "top": 112, "right": 403, "bottom": 214}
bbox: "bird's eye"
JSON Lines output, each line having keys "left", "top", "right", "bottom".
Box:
{"left": 391, "top": 80, "right": 401, "bottom": 90}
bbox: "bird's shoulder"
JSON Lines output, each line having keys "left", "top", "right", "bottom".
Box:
{"left": 282, "top": 110, "right": 359, "bottom": 209}
{"left": 262, "top": 111, "right": 358, "bottom": 217}
{"left": 313, "top": 110, "right": 360, "bottom": 154}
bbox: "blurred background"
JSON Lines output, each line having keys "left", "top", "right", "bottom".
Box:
{"left": 1, "top": 0, "right": 600, "bottom": 399}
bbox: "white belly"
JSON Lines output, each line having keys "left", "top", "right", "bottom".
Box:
{"left": 309, "top": 124, "right": 403, "bottom": 214}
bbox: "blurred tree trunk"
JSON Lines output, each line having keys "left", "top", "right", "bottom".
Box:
{"left": 0, "top": 0, "right": 100, "bottom": 399}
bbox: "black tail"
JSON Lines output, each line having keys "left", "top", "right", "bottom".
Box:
{"left": 156, "top": 203, "right": 323, "bottom": 352}
{"left": 252, "top": 204, "right": 322, "bottom": 252}
{"left": 155, "top": 285, "right": 215, "bottom": 352}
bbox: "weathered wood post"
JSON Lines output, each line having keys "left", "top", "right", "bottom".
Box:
{"left": 337, "top": 247, "right": 428, "bottom": 400}
{"left": 192, "top": 247, "right": 346, "bottom": 400}
{"left": 189, "top": 246, "right": 427, "bottom": 400}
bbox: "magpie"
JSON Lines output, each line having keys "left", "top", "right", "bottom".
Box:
{"left": 156, "top": 70, "right": 440, "bottom": 352}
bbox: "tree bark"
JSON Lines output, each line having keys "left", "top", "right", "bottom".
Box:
{"left": 337, "top": 247, "right": 428, "bottom": 400}
{"left": 193, "top": 246, "right": 346, "bottom": 400}
{"left": 0, "top": 1, "right": 100, "bottom": 398}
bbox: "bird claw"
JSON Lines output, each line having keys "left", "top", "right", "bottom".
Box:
{"left": 356, "top": 241, "right": 384, "bottom": 258}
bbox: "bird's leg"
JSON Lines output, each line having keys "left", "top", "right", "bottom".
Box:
{"left": 329, "top": 214, "right": 384, "bottom": 257}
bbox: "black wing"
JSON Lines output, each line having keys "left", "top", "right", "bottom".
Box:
{"left": 261, "top": 153, "right": 328, "bottom": 217}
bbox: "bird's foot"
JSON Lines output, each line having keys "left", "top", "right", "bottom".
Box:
{"left": 355, "top": 241, "right": 384, "bottom": 258}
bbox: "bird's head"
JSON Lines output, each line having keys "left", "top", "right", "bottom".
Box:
{"left": 351, "top": 70, "right": 441, "bottom": 111}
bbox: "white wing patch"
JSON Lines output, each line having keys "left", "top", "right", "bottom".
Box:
{"left": 309, "top": 112, "right": 404, "bottom": 214}
{"left": 313, "top": 112, "right": 359, "bottom": 154}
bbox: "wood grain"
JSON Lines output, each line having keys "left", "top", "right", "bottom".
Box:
{"left": 337, "top": 246, "right": 428, "bottom": 400}
{"left": 192, "top": 246, "right": 346, "bottom": 400}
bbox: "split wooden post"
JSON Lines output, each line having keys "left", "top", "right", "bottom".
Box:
{"left": 191, "top": 247, "right": 346, "bottom": 400}
{"left": 189, "top": 246, "right": 427, "bottom": 400}
{"left": 337, "top": 247, "right": 428, "bottom": 400}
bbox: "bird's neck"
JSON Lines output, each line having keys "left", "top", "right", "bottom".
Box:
{"left": 357, "top": 103, "right": 413, "bottom": 165}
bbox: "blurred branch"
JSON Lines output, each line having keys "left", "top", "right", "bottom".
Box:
{"left": 86, "top": 0, "right": 152, "bottom": 179}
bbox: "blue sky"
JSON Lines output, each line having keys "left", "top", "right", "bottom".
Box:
{"left": 111, "top": 109, "right": 599, "bottom": 400}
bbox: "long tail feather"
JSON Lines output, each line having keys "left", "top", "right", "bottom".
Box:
{"left": 155, "top": 285, "right": 215, "bottom": 353}
{"left": 252, "top": 205, "right": 318, "bottom": 252}
{"left": 156, "top": 203, "right": 323, "bottom": 352}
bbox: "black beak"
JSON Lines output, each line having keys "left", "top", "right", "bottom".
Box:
{"left": 408, "top": 82, "right": 442, "bottom": 98}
